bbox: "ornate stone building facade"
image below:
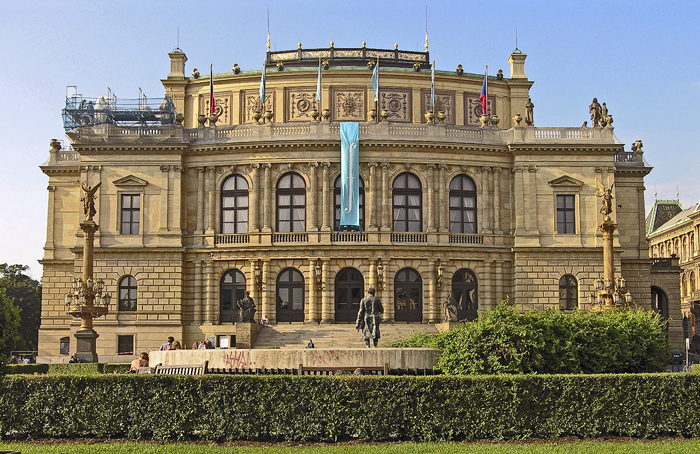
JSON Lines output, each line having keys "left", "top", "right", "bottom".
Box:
{"left": 38, "top": 44, "right": 659, "bottom": 363}
{"left": 648, "top": 199, "right": 700, "bottom": 341}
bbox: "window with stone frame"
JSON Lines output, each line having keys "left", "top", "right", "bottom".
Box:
{"left": 559, "top": 274, "right": 578, "bottom": 310}
{"left": 392, "top": 172, "right": 422, "bottom": 232}
{"left": 276, "top": 173, "right": 306, "bottom": 232}
{"left": 556, "top": 194, "right": 576, "bottom": 234}
{"left": 334, "top": 175, "right": 365, "bottom": 231}
{"left": 59, "top": 337, "right": 70, "bottom": 355}
{"left": 449, "top": 175, "right": 477, "bottom": 234}
{"left": 117, "top": 335, "right": 134, "bottom": 355}
{"left": 120, "top": 194, "right": 140, "bottom": 234}
{"left": 221, "top": 175, "right": 249, "bottom": 234}
{"left": 118, "top": 275, "right": 137, "bottom": 311}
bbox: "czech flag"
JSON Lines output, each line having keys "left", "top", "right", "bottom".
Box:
{"left": 209, "top": 63, "right": 215, "bottom": 115}
{"left": 479, "top": 64, "right": 488, "bottom": 115}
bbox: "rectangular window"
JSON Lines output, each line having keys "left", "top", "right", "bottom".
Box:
{"left": 117, "top": 335, "right": 134, "bottom": 355}
{"left": 556, "top": 195, "right": 575, "bottom": 234}
{"left": 120, "top": 194, "right": 140, "bottom": 234}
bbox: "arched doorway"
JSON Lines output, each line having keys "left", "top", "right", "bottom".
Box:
{"left": 221, "top": 269, "right": 246, "bottom": 323}
{"left": 651, "top": 286, "right": 669, "bottom": 323}
{"left": 335, "top": 267, "right": 364, "bottom": 322}
{"left": 451, "top": 269, "right": 478, "bottom": 321}
{"left": 395, "top": 268, "right": 422, "bottom": 322}
{"left": 277, "top": 268, "right": 305, "bottom": 322}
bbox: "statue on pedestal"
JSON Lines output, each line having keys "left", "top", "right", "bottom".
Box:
{"left": 444, "top": 291, "right": 459, "bottom": 322}
{"left": 80, "top": 181, "right": 101, "bottom": 221}
{"left": 525, "top": 97, "right": 534, "bottom": 126}
{"left": 356, "top": 287, "right": 383, "bottom": 347}
{"left": 237, "top": 291, "right": 256, "bottom": 323}
{"left": 597, "top": 181, "right": 615, "bottom": 217}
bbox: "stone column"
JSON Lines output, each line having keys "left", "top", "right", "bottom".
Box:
{"left": 528, "top": 166, "right": 538, "bottom": 233}
{"left": 321, "top": 163, "right": 331, "bottom": 231}
{"left": 438, "top": 164, "right": 448, "bottom": 232}
{"left": 307, "top": 258, "right": 317, "bottom": 322}
{"left": 262, "top": 164, "right": 272, "bottom": 232}
{"left": 194, "top": 261, "right": 203, "bottom": 324}
{"left": 262, "top": 259, "right": 273, "bottom": 322}
{"left": 383, "top": 260, "right": 393, "bottom": 321}
{"left": 381, "top": 163, "right": 390, "bottom": 231}
{"left": 44, "top": 185, "right": 56, "bottom": 258}
{"left": 482, "top": 166, "right": 492, "bottom": 233}
{"left": 308, "top": 162, "right": 319, "bottom": 231}
{"left": 368, "top": 162, "right": 378, "bottom": 230}
{"left": 160, "top": 165, "right": 170, "bottom": 232}
{"left": 369, "top": 261, "right": 377, "bottom": 292}
{"left": 428, "top": 260, "right": 437, "bottom": 322}
{"left": 173, "top": 166, "right": 183, "bottom": 234}
{"left": 483, "top": 260, "right": 493, "bottom": 309}
{"left": 321, "top": 258, "right": 332, "bottom": 322}
{"left": 496, "top": 260, "right": 504, "bottom": 304}
{"left": 196, "top": 167, "right": 205, "bottom": 234}
{"left": 493, "top": 167, "right": 502, "bottom": 234}
{"left": 427, "top": 164, "right": 436, "bottom": 232}
{"left": 206, "top": 167, "right": 215, "bottom": 234}
{"left": 250, "top": 164, "right": 260, "bottom": 232}
{"left": 205, "top": 260, "right": 215, "bottom": 323}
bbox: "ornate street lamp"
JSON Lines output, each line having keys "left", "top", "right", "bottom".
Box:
{"left": 64, "top": 182, "right": 111, "bottom": 362}
{"left": 315, "top": 260, "right": 323, "bottom": 291}
{"left": 253, "top": 262, "right": 262, "bottom": 291}
{"left": 436, "top": 260, "right": 445, "bottom": 291}
{"left": 376, "top": 258, "right": 384, "bottom": 292}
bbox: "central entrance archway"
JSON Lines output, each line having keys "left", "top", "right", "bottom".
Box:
{"left": 335, "top": 267, "right": 364, "bottom": 322}
{"left": 220, "top": 269, "right": 246, "bottom": 323}
{"left": 394, "top": 268, "right": 422, "bottom": 322}
{"left": 276, "top": 268, "right": 305, "bottom": 322}
{"left": 452, "top": 269, "right": 478, "bottom": 321}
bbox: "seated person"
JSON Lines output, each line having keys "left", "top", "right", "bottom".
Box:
{"left": 129, "top": 352, "right": 149, "bottom": 372}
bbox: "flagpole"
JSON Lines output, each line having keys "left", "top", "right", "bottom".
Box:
{"left": 376, "top": 56, "right": 379, "bottom": 124}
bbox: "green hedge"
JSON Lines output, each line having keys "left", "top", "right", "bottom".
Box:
{"left": 394, "top": 302, "right": 670, "bottom": 375}
{"left": 2, "top": 374, "right": 700, "bottom": 442}
{"left": 47, "top": 363, "right": 105, "bottom": 375}
{"left": 4, "top": 364, "right": 49, "bottom": 375}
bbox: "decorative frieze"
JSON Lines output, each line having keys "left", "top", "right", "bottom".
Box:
{"left": 331, "top": 87, "right": 366, "bottom": 121}
{"left": 378, "top": 89, "right": 411, "bottom": 123}
{"left": 464, "top": 93, "right": 496, "bottom": 126}
{"left": 285, "top": 88, "right": 318, "bottom": 122}
{"left": 421, "top": 90, "right": 455, "bottom": 124}
{"left": 200, "top": 91, "right": 232, "bottom": 125}
{"left": 241, "top": 90, "right": 274, "bottom": 124}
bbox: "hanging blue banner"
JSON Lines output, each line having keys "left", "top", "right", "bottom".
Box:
{"left": 340, "top": 122, "right": 360, "bottom": 229}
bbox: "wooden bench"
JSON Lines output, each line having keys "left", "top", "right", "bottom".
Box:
{"left": 298, "top": 363, "right": 389, "bottom": 376}
{"left": 153, "top": 361, "right": 208, "bottom": 375}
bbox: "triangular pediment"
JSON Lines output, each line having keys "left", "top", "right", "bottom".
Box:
{"left": 113, "top": 175, "right": 148, "bottom": 187}
{"left": 548, "top": 175, "right": 583, "bottom": 188}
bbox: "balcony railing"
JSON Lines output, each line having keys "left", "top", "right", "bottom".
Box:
{"left": 215, "top": 234, "right": 250, "bottom": 245}
{"left": 449, "top": 234, "right": 484, "bottom": 244}
{"left": 391, "top": 233, "right": 427, "bottom": 243}
{"left": 272, "top": 233, "right": 309, "bottom": 243}
{"left": 332, "top": 232, "right": 368, "bottom": 242}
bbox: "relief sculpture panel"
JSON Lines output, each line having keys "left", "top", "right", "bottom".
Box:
{"left": 379, "top": 89, "right": 411, "bottom": 123}
{"left": 464, "top": 93, "right": 496, "bottom": 126}
{"left": 285, "top": 88, "right": 319, "bottom": 122}
{"left": 421, "top": 90, "right": 455, "bottom": 124}
{"left": 241, "top": 90, "right": 274, "bottom": 124}
{"left": 331, "top": 87, "right": 365, "bottom": 122}
{"left": 199, "top": 92, "right": 232, "bottom": 125}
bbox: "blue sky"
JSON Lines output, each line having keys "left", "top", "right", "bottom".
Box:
{"left": 1, "top": 1, "right": 698, "bottom": 278}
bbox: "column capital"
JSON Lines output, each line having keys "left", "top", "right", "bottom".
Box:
{"left": 426, "top": 163, "right": 437, "bottom": 170}
{"left": 492, "top": 166, "right": 502, "bottom": 173}
{"left": 261, "top": 162, "right": 272, "bottom": 169}
{"left": 308, "top": 161, "right": 319, "bottom": 168}
{"left": 481, "top": 166, "right": 492, "bottom": 173}
{"left": 380, "top": 162, "right": 391, "bottom": 169}
{"left": 160, "top": 165, "right": 170, "bottom": 172}
{"left": 368, "top": 161, "right": 379, "bottom": 168}
{"left": 528, "top": 165, "right": 538, "bottom": 172}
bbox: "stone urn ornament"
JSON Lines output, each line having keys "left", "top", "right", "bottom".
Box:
{"left": 208, "top": 113, "right": 219, "bottom": 126}
{"left": 436, "top": 111, "right": 447, "bottom": 124}
{"left": 479, "top": 114, "right": 489, "bottom": 128}
{"left": 380, "top": 109, "right": 389, "bottom": 121}
{"left": 197, "top": 114, "right": 207, "bottom": 127}
{"left": 174, "top": 113, "right": 185, "bottom": 126}
{"left": 264, "top": 109, "right": 273, "bottom": 122}
{"left": 368, "top": 108, "right": 377, "bottom": 122}
{"left": 512, "top": 113, "right": 523, "bottom": 127}
{"left": 425, "top": 110, "right": 435, "bottom": 123}
{"left": 253, "top": 110, "right": 262, "bottom": 124}
{"left": 490, "top": 115, "right": 500, "bottom": 127}
{"left": 322, "top": 108, "right": 331, "bottom": 121}
{"left": 310, "top": 109, "right": 319, "bottom": 122}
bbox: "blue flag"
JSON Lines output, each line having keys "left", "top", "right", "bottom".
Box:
{"left": 371, "top": 59, "right": 379, "bottom": 102}
{"left": 259, "top": 62, "right": 266, "bottom": 103}
{"left": 340, "top": 122, "right": 360, "bottom": 229}
{"left": 316, "top": 58, "right": 322, "bottom": 104}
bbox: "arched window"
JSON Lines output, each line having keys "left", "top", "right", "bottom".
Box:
{"left": 394, "top": 268, "right": 422, "bottom": 322}
{"left": 221, "top": 175, "right": 249, "bottom": 234}
{"left": 691, "top": 271, "right": 697, "bottom": 295}
{"left": 451, "top": 269, "right": 478, "bottom": 321}
{"left": 683, "top": 237, "right": 689, "bottom": 262}
{"left": 559, "top": 275, "right": 578, "bottom": 310}
{"left": 392, "top": 173, "right": 422, "bottom": 232}
{"left": 276, "top": 173, "right": 306, "bottom": 232}
{"left": 220, "top": 269, "right": 246, "bottom": 323}
{"left": 118, "top": 276, "right": 137, "bottom": 311}
{"left": 651, "top": 286, "right": 669, "bottom": 323}
{"left": 334, "top": 176, "right": 365, "bottom": 231}
{"left": 334, "top": 267, "right": 364, "bottom": 322}
{"left": 449, "top": 175, "right": 477, "bottom": 234}
{"left": 277, "top": 268, "right": 304, "bottom": 322}
{"left": 682, "top": 274, "right": 688, "bottom": 297}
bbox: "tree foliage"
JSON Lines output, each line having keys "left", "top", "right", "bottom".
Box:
{"left": 0, "top": 289, "right": 21, "bottom": 363}
{"left": 392, "top": 301, "right": 671, "bottom": 375}
{"left": 0, "top": 264, "right": 41, "bottom": 351}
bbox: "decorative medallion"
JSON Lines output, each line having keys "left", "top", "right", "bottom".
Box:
{"left": 286, "top": 89, "right": 319, "bottom": 122}
{"left": 464, "top": 93, "right": 496, "bottom": 126}
{"left": 199, "top": 92, "right": 232, "bottom": 125}
{"left": 379, "top": 89, "right": 411, "bottom": 122}
{"left": 421, "top": 90, "right": 455, "bottom": 124}
{"left": 241, "top": 90, "right": 274, "bottom": 124}
{"left": 331, "top": 87, "right": 365, "bottom": 121}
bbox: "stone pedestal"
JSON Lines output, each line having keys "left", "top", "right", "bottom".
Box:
{"left": 435, "top": 321, "right": 463, "bottom": 333}
{"left": 74, "top": 329, "right": 99, "bottom": 363}
{"left": 235, "top": 322, "right": 262, "bottom": 349}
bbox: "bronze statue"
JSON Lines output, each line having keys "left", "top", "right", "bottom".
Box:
{"left": 525, "top": 97, "right": 534, "bottom": 126}
{"left": 444, "top": 291, "right": 459, "bottom": 322}
{"left": 356, "top": 287, "right": 383, "bottom": 347}
{"left": 80, "top": 181, "right": 101, "bottom": 221}
{"left": 589, "top": 98, "right": 602, "bottom": 127}
{"left": 597, "top": 181, "right": 615, "bottom": 217}
{"left": 237, "top": 291, "right": 256, "bottom": 323}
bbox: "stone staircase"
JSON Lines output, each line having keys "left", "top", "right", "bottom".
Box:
{"left": 252, "top": 323, "right": 438, "bottom": 349}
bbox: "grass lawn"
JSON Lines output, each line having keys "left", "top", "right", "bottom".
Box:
{"left": 1, "top": 440, "right": 699, "bottom": 453}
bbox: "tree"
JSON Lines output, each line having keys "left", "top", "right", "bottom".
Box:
{"left": 0, "top": 288, "right": 21, "bottom": 362}
{"left": 0, "top": 264, "right": 41, "bottom": 351}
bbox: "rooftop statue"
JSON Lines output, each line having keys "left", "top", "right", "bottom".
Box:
{"left": 589, "top": 98, "right": 602, "bottom": 127}
{"left": 80, "top": 181, "right": 101, "bottom": 221}
{"left": 597, "top": 181, "right": 615, "bottom": 217}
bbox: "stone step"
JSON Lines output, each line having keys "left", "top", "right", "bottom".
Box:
{"left": 252, "top": 323, "right": 437, "bottom": 349}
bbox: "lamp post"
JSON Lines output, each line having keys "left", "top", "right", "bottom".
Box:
{"left": 65, "top": 182, "right": 111, "bottom": 362}
{"left": 589, "top": 184, "right": 632, "bottom": 311}
{"left": 315, "top": 260, "right": 323, "bottom": 291}
{"left": 436, "top": 260, "right": 445, "bottom": 291}
{"left": 376, "top": 258, "right": 384, "bottom": 292}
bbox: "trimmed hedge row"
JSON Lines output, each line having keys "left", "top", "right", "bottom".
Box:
{"left": 4, "top": 363, "right": 130, "bottom": 376}
{"left": 2, "top": 374, "right": 700, "bottom": 442}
